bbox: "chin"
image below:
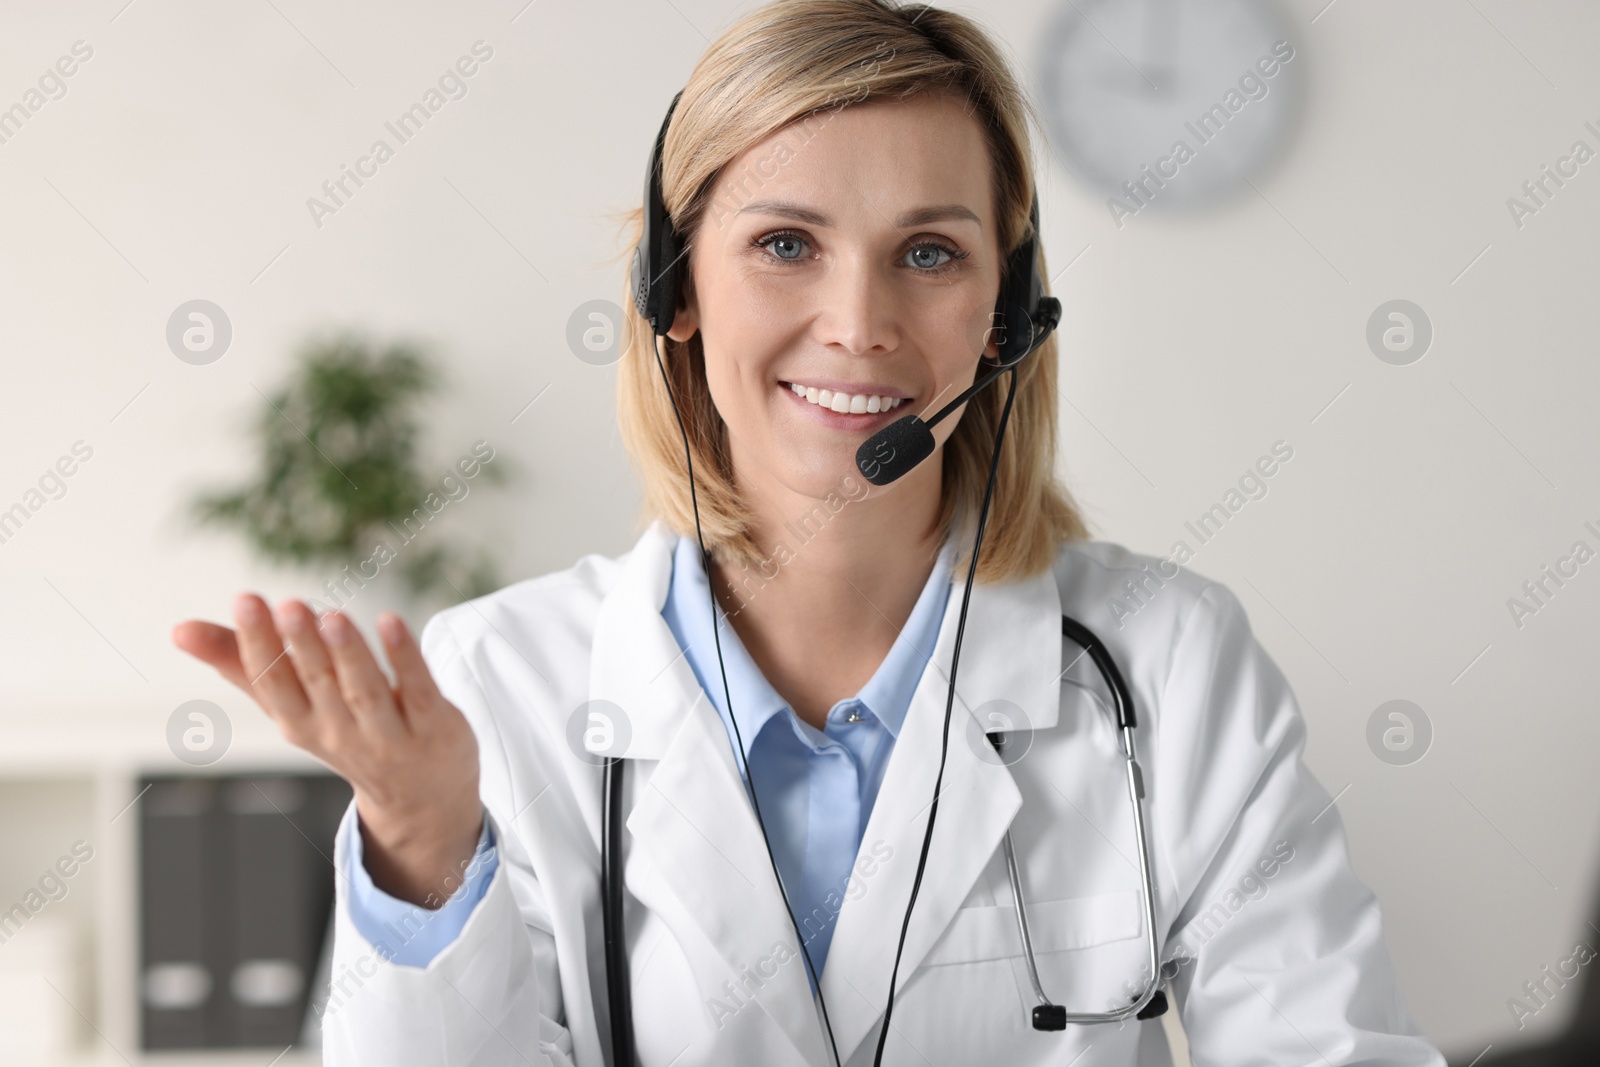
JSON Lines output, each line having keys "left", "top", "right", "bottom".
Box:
{"left": 761, "top": 449, "right": 870, "bottom": 504}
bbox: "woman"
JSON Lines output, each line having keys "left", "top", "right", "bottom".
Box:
{"left": 172, "top": 1, "right": 1446, "bottom": 1064}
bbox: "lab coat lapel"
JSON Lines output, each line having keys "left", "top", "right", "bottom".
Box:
{"left": 628, "top": 691, "right": 833, "bottom": 1063}
{"left": 818, "top": 557, "right": 1063, "bottom": 1064}
{"left": 589, "top": 522, "right": 1065, "bottom": 1065}
{"left": 589, "top": 521, "right": 831, "bottom": 1065}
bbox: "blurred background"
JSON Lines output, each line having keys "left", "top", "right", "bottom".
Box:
{"left": 0, "top": 0, "right": 1596, "bottom": 1063}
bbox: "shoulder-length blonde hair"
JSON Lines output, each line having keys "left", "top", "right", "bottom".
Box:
{"left": 614, "top": 0, "right": 1090, "bottom": 584}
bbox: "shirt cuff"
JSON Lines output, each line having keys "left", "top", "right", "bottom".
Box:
{"left": 344, "top": 806, "right": 499, "bottom": 968}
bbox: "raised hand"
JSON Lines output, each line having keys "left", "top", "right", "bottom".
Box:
{"left": 170, "top": 595, "right": 483, "bottom": 908}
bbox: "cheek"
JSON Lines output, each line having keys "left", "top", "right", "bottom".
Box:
{"left": 975, "top": 305, "right": 1001, "bottom": 358}
{"left": 935, "top": 294, "right": 1000, "bottom": 364}
{"left": 697, "top": 319, "right": 780, "bottom": 434}
{"left": 934, "top": 305, "right": 992, "bottom": 382}
{"left": 700, "top": 291, "right": 800, "bottom": 409}
{"left": 698, "top": 344, "right": 746, "bottom": 427}
{"left": 921, "top": 304, "right": 993, "bottom": 448}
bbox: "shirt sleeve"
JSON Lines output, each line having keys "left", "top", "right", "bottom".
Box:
{"left": 343, "top": 802, "right": 500, "bottom": 969}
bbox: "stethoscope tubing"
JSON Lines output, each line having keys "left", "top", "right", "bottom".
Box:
{"left": 996, "top": 715, "right": 1162, "bottom": 1025}
{"left": 602, "top": 748, "right": 633, "bottom": 1066}
{"left": 599, "top": 614, "right": 1165, "bottom": 1060}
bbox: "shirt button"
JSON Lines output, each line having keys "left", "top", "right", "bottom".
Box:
{"left": 842, "top": 706, "right": 865, "bottom": 723}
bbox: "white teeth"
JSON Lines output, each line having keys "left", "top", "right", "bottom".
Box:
{"left": 786, "top": 382, "right": 903, "bottom": 414}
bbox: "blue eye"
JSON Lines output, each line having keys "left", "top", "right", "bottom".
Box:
{"left": 906, "top": 243, "right": 955, "bottom": 271}
{"left": 768, "top": 233, "right": 806, "bottom": 260}
{"left": 751, "top": 230, "right": 969, "bottom": 276}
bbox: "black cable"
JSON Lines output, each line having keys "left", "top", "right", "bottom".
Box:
{"left": 601, "top": 756, "right": 632, "bottom": 1065}
{"left": 870, "top": 363, "right": 1021, "bottom": 1067}
{"left": 650, "top": 333, "right": 845, "bottom": 1067}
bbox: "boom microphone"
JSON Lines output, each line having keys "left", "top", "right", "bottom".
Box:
{"left": 855, "top": 296, "right": 1060, "bottom": 486}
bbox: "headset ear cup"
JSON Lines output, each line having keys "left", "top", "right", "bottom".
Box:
{"left": 991, "top": 191, "right": 1045, "bottom": 365}
{"left": 635, "top": 90, "right": 684, "bottom": 336}
{"left": 656, "top": 223, "right": 682, "bottom": 337}
{"left": 995, "top": 301, "right": 1036, "bottom": 366}
{"left": 630, "top": 245, "right": 649, "bottom": 320}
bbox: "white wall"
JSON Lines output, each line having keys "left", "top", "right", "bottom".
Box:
{"left": 0, "top": 0, "right": 1595, "bottom": 1060}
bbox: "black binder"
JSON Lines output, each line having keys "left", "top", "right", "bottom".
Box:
{"left": 138, "top": 772, "right": 351, "bottom": 1049}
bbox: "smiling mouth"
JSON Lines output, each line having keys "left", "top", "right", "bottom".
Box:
{"left": 783, "top": 382, "right": 908, "bottom": 415}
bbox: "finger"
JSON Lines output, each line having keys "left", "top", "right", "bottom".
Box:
{"left": 377, "top": 612, "right": 447, "bottom": 724}
{"left": 232, "top": 593, "right": 311, "bottom": 719}
{"left": 271, "top": 599, "right": 358, "bottom": 739}
{"left": 320, "top": 610, "right": 407, "bottom": 740}
{"left": 171, "top": 620, "right": 249, "bottom": 691}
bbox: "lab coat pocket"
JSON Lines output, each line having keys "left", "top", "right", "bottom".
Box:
{"left": 935, "top": 889, "right": 1148, "bottom": 1023}
{"left": 921, "top": 888, "right": 1143, "bottom": 967}
{"left": 1014, "top": 889, "right": 1153, "bottom": 1019}
{"left": 891, "top": 891, "right": 1145, "bottom": 1056}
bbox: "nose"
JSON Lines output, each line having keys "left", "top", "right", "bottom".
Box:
{"left": 813, "top": 250, "right": 901, "bottom": 357}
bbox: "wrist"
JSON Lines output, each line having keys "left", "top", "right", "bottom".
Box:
{"left": 356, "top": 792, "right": 485, "bottom": 908}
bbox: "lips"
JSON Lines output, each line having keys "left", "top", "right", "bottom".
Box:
{"left": 783, "top": 381, "right": 908, "bottom": 415}
{"left": 778, "top": 380, "right": 912, "bottom": 430}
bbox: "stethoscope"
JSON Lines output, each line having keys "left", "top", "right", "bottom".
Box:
{"left": 602, "top": 613, "right": 1167, "bottom": 1052}
{"left": 609, "top": 88, "right": 1167, "bottom": 1066}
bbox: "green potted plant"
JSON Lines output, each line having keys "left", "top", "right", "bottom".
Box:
{"left": 189, "top": 334, "right": 514, "bottom": 612}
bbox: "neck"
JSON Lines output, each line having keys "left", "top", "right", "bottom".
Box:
{"left": 706, "top": 460, "right": 948, "bottom": 730}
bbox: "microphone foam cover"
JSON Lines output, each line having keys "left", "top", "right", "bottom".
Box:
{"left": 856, "top": 415, "right": 935, "bottom": 486}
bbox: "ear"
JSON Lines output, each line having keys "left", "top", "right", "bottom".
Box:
{"left": 665, "top": 269, "right": 699, "bottom": 343}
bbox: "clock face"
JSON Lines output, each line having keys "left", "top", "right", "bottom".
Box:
{"left": 1037, "top": 0, "right": 1303, "bottom": 212}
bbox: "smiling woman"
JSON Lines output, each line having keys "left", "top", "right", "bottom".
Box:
{"left": 173, "top": 2, "right": 1448, "bottom": 1065}
{"left": 608, "top": 5, "right": 1090, "bottom": 799}
{"left": 615, "top": 13, "right": 1090, "bottom": 591}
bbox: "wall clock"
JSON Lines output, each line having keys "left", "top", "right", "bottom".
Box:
{"left": 1038, "top": 0, "right": 1304, "bottom": 216}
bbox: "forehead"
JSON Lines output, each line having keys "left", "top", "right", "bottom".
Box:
{"left": 706, "top": 93, "right": 996, "bottom": 230}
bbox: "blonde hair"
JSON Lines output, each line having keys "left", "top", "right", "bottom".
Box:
{"left": 613, "top": 0, "right": 1091, "bottom": 584}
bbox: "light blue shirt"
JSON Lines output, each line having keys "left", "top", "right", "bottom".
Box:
{"left": 662, "top": 535, "right": 952, "bottom": 986}
{"left": 343, "top": 809, "right": 497, "bottom": 967}
{"left": 345, "top": 534, "right": 953, "bottom": 977}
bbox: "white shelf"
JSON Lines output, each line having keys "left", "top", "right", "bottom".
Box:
{"left": 0, "top": 703, "right": 327, "bottom": 775}
{"left": 0, "top": 706, "right": 337, "bottom": 1065}
{"left": 58, "top": 1050, "right": 324, "bottom": 1067}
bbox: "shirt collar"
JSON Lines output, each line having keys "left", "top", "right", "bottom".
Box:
{"left": 662, "top": 535, "right": 788, "bottom": 751}
{"left": 661, "top": 534, "right": 955, "bottom": 750}
{"left": 849, "top": 538, "right": 954, "bottom": 736}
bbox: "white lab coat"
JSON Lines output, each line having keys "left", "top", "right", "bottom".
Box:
{"left": 318, "top": 519, "right": 1445, "bottom": 1067}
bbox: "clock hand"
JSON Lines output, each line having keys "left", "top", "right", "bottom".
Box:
{"left": 1096, "top": 68, "right": 1154, "bottom": 98}
{"left": 1069, "top": 0, "right": 1161, "bottom": 96}
{"left": 1140, "top": 0, "right": 1179, "bottom": 98}
{"left": 1096, "top": 65, "right": 1173, "bottom": 99}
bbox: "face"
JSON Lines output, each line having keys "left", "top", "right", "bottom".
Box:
{"left": 667, "top": 92, "right": 1004, "bottom": 504}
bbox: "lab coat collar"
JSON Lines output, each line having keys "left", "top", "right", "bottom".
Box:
{"left": 589, "top": 518, "right": 1063, "bottom": 1064}
{"left": 663, "top": 533, "right": 799, "bottom": 754}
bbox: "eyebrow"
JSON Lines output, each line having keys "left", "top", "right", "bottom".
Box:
{"left": 735, "top": 199, "right": 982, "bottom": 229}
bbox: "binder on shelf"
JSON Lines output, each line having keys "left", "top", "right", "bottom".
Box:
{"left": 138, "top": 777, "right": 219, "bottom": 1049}
{"left": 138, "top": 772, "right": 351, "bottom": 1050}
